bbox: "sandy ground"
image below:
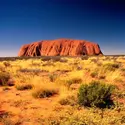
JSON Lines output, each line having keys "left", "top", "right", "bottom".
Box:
{"left": 0, "top": 86, "right": 60, "bottom": 125}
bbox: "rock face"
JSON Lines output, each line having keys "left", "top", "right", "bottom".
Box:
{"left": 18, "top": 38, "right": 103, "bottom": 56}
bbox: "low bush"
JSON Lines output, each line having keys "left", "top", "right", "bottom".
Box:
{"left": 41, "top": 57, "right": 52, "bottom": 61}
{"left": 0, "top": 72, "right": 10, "bottom": 86}
{"left": 49, "top": 74, "right": 58, "bottom": 82}
{"left": 19, "top": 68, "right": 42, "bottom": 73}
{"left": 114, "top": 77, "right": 123, "bottom": 83}
{"left": 76, "top": 65, "right": 83, "bottom": 70}
{"left": 52, "top": 56, "right": 61, "bottom": 62}
{"left": 103, "top": 63, "right": 120, "bottom": 71}
{"left": 3, "top": 61, "right": 11, "bottom": 67}
{"left": 58, "top": 95, "right": 77, "bottom": 106}
{"left": 15, "top": 83, "right": 33, "bottom": 90}
{"left": 0, "top": 66, "right": 5, "bottom": 72}
{"left": 42, "top": 62, "right": 55, "bottom": 66}
{"left": 59, "top": 59, "right": 68, "bottom": 63}
{"left": 3, "top": 87, "right": 10, "bottom": 91}
{"left": 32, "top": 86, "right": 59, "bottom": 98}
{"left": 68, "top": 78, "right": 82, "bottom": 84}
{"left": 43, "top": 111, "right": 88, "bottom": 125}
{"left": 99, "top": 75, "right": 106, "bottom": 79}
{"left": 121, "top": 68, "right": 125, "bottom": 72}
{"left": 78, "top": 81, "right": 115, "bottom": 108}
{"left": 90, "top": 72, "right": 98, "bottom": 78}
{"left": 81, "top": 56, "right": 89, "bottom": 60}
{"left": 30, "top": 63, "right": 41, "bottom": 67}
{"left": 91, "top": 59, "right": 98, "bottom": 63}
{"left": 65, "top": 78, "right": 82, "bottom": 89}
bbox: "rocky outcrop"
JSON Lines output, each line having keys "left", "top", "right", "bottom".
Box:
{"left": 18, "top": 38, "right": 103, "bottom": 56}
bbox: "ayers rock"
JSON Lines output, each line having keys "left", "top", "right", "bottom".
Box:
{"left": 18, "top": 38, "right": 103, "bottom": 56}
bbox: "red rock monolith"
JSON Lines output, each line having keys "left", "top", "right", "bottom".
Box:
{"left": 18, "top": 38, "right": 103, "bottom": 56}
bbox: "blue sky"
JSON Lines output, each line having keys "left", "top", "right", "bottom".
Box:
{"left": 0, "top": 0, "right": 125, "bottom": 56}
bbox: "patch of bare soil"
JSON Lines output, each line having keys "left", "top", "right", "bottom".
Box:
{"left": 0, "top": 86, "right": 60, "bottom": 124}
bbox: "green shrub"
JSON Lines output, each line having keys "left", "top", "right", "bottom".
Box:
{"left": 0, "top": 72, "right": 10, "bottom": 86}
{"left": 78, "top": 81, "right": 115, "bottom": 108}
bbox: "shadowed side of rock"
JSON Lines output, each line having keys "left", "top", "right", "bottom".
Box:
{"left": 18, "top": 39, "right": 103, "bottom": 56}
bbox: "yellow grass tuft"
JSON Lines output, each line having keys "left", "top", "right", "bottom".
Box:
{"left": 32, "top": 83, "right": 59, "bottom": 98}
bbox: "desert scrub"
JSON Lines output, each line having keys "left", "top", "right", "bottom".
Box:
{"left": 0, "top": 117, "right": 22, "bottom": 125}
{"left": 90, "top": 58, "right": 98, "bottom": 63}
{"left": 0, "top": 111, "right": 15, "bottom": 125}
{"left": 70, "top": 78, "right": 82, "bottom": 84}
{"left": 15, "top": 83, "right": 33, "bottom": 90}
{"left": 49, "top": 73, "right": 58, "bottom": 82}
{"left": 42, "top": 62, "right": 55, "bottom": 66}
{"left": 3, "top": 61, "right": 11, "bottom": 67}
{"left": 81, "top": 56, "right": 89, "bottom": 60}
{"left": 2, "top": 87, "right": 10, "bottom": 91}
{"left": 44, "top": 114, "right": 87, "bottom": 125}
{"left": 63, "top": 78, "right": 82, "bottom": 89}
{"left": 114, "top": 77, "right": 123, "bottom": 83}
{"left": 0, "top": 72, "right": 10, "bottom": 86}
{"left": 90, "top": 71, "right": 98, "bottom": 78}
{"left": 41, "top": 57, "right": 52, "bottom": 61}
{"left": 103, "top": 63, "right": 120, "bottom": 71}
{"left": 78, "top": 81, "right": 115, "bottom": 108}
{"left": 32, "top": 84, "right": 59, "bottom": 98}
{"left": 58, "top": 94, "right": 77, "bottom": 106}
{"left": 18, "top": 68, "right": 42, "bottom": 75}
{"left": 121, "top": 68, "right": 125, "bottom": 72}
{"left": 67, "top": 78, "right": 82, "bottom": 85}
{"left": 59, "top": 58, "right": 68, "bottom": 63}
{"left": 11, "top": 99, "right": 29, "bottom": 107}
{"left": 99, "top": 75, "right": 106, "bottom": 80}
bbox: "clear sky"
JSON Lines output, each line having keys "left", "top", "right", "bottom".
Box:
{"left": 0, "top": 0, "right": 125, "bottom": 56}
